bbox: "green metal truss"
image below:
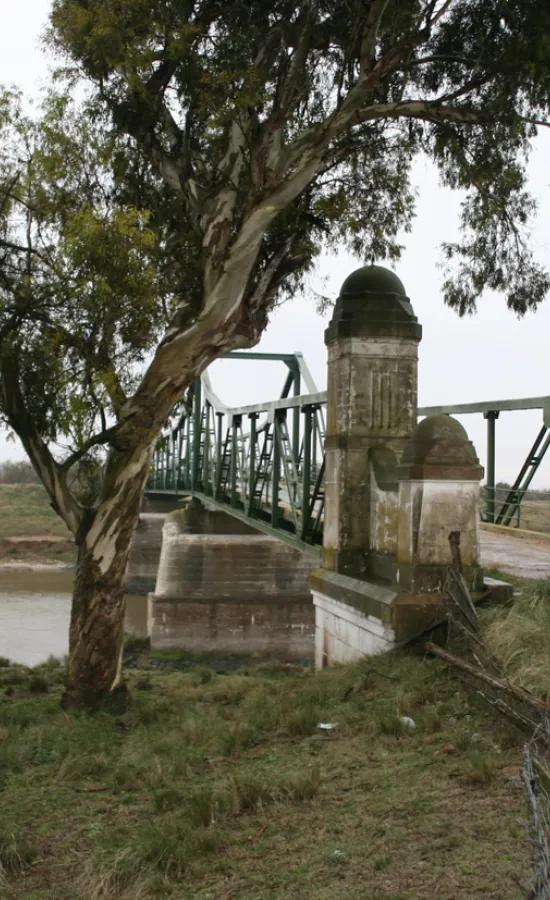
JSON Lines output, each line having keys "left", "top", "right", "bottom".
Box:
{"left": 147, "top": 353, "right": 550, "bottom": 545}
{"left": 147, "top": 352, "right": 326, "bottom": 550}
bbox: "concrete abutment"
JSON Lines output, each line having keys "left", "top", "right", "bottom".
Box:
{"left": 139, "top": 500, "right": 316, "bottom": 659}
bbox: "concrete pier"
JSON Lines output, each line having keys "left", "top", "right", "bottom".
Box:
{"left": 148, "top": 502, "right": 316, "bottom": 658}
{"left": 126, "top": 513, "right": 166, "bottom": 594}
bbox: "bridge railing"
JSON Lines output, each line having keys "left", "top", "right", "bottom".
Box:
{"left": 148, "top": 354, "right": 328, "bottom": 547}
{"left": 421, "top": 396, "right": 550, "bottom": 533}
{"left": 482, "top": 486, "right": 550, "bottom": 533}
{"left": 148, "top": 354, "right": 550, "bottom": 541}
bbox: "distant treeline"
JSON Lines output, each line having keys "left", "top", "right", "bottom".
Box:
{"left": 0, "top": 460, "right": 40, "bottom": 484}
{"left": 0, "top": 459, "right": 102, "bottom": 504}
{"left": 486, "top": 481, "right": 550, "bottom": 503}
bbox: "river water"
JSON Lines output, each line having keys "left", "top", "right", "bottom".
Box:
{"left": 0, "top": 568, "right": 149, "bottom": 666}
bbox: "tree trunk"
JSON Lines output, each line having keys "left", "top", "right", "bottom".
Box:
{"left": 63, "top": 545, "right": 129, "bottom": 711}
{"left": 62, "top": 444, "right": 154, "bottom": 712}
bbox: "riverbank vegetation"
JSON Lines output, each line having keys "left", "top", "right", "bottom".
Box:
{"left": 0, "top": 641, "right": 533, "bottom": 899}
{"left": 481, "top": 578, "right": 550, "bottom": 702}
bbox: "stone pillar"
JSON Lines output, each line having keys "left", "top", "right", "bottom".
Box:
{"left": 323, "top": 265, "right": 422, "bottom": 578}
{"left": 396, "top": 415, "right": 484, "bottom": 593}
{"left": 126, "top": 513, "right": 167, "bottom": 594}
{"left": 311, "top": 268, "right": 508, "bottom": 668}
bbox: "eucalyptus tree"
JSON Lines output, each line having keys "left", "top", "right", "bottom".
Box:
{"left": 2, "top": 0, "right": 550, "bottom": 710}
{"left": 0, "top": 93, "right": 169, "bottom": 707}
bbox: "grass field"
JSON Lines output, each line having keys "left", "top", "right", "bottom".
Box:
{"left": 0, "top": 641, "right": 533, "bottom": 900}
{"left": 0, "top": 484, "right": 71, "bottom": 539}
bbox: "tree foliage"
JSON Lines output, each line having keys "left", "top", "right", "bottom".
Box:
{"left": 0, "top": 91, "right": 170, "bottom": 517}
{"left": 3, "top": 0, "right": 549, "bottom": 486}
{"left": 49, "top": 0, "right": 550, "bottom": 318}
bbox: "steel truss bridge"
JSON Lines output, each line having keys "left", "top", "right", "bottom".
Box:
{"left": 146, "top": 353, "right": 550, "bottom": 550}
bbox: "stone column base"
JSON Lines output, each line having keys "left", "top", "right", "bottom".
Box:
{"left": 310, "top": 567, "right": 513, "bottom": 669}
{"left": 312, "top": 590, "right": 396, "bottom": 668}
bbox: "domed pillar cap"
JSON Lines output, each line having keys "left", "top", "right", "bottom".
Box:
{"left": 396, "top": 415, "right": 484, "bottom": 481}
{"left": 325, "top": 264, "right": 422, "bottom": 344}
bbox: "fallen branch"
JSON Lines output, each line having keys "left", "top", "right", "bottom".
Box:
{"left": 477, "top": 689, "right": 539, "bottom": 735}
{"left": 251, "top": 823, "right": 269, "bottom": 843}
{"left": 446, "top": 613, "right": 500, "bottom": 669}
{"left": 426, "top": 643, "right": 550, "bottom": 714}
{"left": 446, "top": 531, "right": 479, "bottom": 631}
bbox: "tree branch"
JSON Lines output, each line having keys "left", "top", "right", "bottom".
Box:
{"left": 246, "top": 237, "right": 294, "bottom": 317}
{"left": 201, "top": 121, "right": 248, "bottom": 289}
{"left": 276, "top": 2, "right": 314, "bottom": 117}
{"left": 0, "top": 347, "right": 83, "bottom": 534}
{"left": 360, "top": 0, "right": 393, "bottom": 77}
{"left": 426, "top": 0, "right": 457, "bottom": 28}
{"left": 60, "top": 423, "right": 119, "bottom": 474}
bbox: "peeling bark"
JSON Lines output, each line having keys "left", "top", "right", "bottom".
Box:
{"left": 63, "top": 443, "right": 154, "bottom": 711}
{"left": 63, "top": 545, "right": 129, "bottom": 711}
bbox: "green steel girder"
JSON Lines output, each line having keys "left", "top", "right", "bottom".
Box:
{"left": 495, "top": 426, "right": 550, "bottom": 526}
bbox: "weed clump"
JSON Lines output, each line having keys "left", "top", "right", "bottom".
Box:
{"left": 189, "top": 665, "right": 215, "bottom": 686}
{"left": 27, "top": 674, "right": 49, "bottom": 694}
{"left": 462, "top": 749, "right": 498, "bottom": 784}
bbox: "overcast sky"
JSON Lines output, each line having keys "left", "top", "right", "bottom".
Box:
{"left": 2, "top": 1, "right": 550, "bottom": 488}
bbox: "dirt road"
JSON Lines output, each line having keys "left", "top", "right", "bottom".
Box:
{"left": 481, "top": 529, "right": 550, "bottom": 579}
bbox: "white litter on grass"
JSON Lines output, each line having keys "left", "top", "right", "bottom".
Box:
{"left": 400, "top": 716, "right": 416, "bottom": 730}
{"left": 317, "top": 722, "right": 338, "bottom": 730}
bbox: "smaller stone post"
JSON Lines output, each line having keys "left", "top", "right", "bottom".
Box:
{"left": 396, "top": 415, "right": 484, "bottom": 594}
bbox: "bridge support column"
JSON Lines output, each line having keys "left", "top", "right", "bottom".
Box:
{"left": 311, "top": 265, "right": 493, "bottom": 668}
{"left": 396, "top": 415, "right": 484, "bottom": 596}
{"left": 322, "top": 265, "right": 421, "bottom": 578}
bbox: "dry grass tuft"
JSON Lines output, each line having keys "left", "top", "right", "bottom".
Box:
{"left": 482, "top": 578, "right": 550, "bottom": 700}
{"left": 461, "top": 749, "right": 499, "bottom": 784}
{"left": 75, "top": 856, "right": 156, "bottom": 900}
{"left": 0, "top": 825, "right": 38, "bottom": 879}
